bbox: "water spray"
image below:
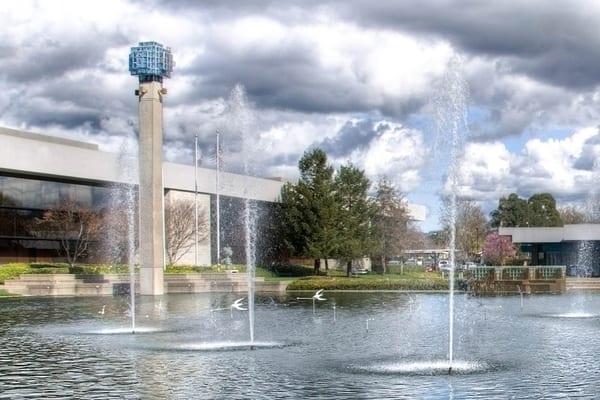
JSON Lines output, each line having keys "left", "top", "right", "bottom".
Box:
{"left": 366, "top": 317, "right": 375, "bottom": 332}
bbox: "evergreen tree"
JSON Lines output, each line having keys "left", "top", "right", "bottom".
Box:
{"left": 279, "top": 148, "right": 338, "bottom": 273}
{"left": 527, "top": 193, "right": 562, "bottom": 227}
{"left": 490, "top": 192, "right": 563, "bottom": 227}
{"left": 490, "top": 193, "right": 529, "bottom": 227}
{"left": 334, "top": 163, "right": 375, "bottom": 276}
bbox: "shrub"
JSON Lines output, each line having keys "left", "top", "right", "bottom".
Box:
{"left": 0, "top": 263, "right": 31, "bottom": 284}
{"left": 71, "top": 264, "right": 131, "bottom": 274}
{"left": 287, "top": 275, "right": 448, "bottom": 291}
{"left": 267, "top": 263, "right": 320, "bottom": 277}
{"left": 0, "top": 263, "right": 135, "bottom": 282}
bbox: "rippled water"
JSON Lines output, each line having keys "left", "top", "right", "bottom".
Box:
{"left": 1, "top": 292, "right": 600, "bottom": 399}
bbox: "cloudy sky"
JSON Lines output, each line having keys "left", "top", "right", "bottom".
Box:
{"left": 2, "top": 0, "right": 600, "bottom": 230}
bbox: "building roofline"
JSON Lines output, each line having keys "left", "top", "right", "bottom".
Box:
{"left": 499, "top": 224, "right": 600, "bottom": 243}
{"left": 0, "top": 127, "right": 99, "bottom": 150}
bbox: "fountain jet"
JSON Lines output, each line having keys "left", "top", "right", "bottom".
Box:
{"left": 435, "top": 55, "right": 469, "bottom": 371}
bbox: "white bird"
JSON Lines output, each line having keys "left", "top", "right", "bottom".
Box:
{"left": 231, "top": 298, "right": 247, "bottom": 311}
{"left": 297, "top": 289, "right": 327, "bottom": 315}
{"left": 98, "top": 305, "right": 106, "bottom": 315}
{"left": 313, "top": 289, "right": 326, "bottom": 301}
{"left": 296, "top": 289, "right": 327, "bottom": 301}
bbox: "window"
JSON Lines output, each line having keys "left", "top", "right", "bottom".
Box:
{"left": 0, "top": 177, "right": 22, "bottom": 206}
{"left": 41, "top": 181, "right": 59, "bottom": 208}
{"left": 22, "top": 179, "right": 41, "bottom": 209}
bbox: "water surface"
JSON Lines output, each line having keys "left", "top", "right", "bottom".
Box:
{"left": 1, "top": 292, "right": 599, "bottom": 399}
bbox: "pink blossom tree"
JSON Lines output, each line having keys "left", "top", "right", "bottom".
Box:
{"left": 482, "top": 232, "right": 517, "bottom": 266}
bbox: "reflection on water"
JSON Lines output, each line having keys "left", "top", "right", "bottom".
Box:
{"left": 1, "top": 292, "right": 600, "bottom": 399}
{"left": 354, "top": 359, "right": 493, "bottom": 376}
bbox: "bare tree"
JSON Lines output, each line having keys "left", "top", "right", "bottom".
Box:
{"left": 441, "top": 199, "right": 488, "bottom": 262}
{"left": 165, "top": 199, "right": 209, "bottom": 265}
{"left": 97, "top": 206, "right": 138, "bottom": 265}
{"left": 558, "top": 205, "right": 586, "bottom": 224}
{"left": 372, "top": 177, "right": 411, "bottom": 273}
{"left": 33, "top": 201, "right": 102, "bottom": 267}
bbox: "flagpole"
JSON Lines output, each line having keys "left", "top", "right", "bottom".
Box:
{"left": 194, "top": 134, "right": 198, "bottom": 266}
{"left": 216, "top": 129, "right": 221, "bottom": 269}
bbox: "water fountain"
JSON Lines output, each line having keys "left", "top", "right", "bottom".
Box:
{"left": 553, "top": 163, "right": 600, "bottom": 319}
{"left": 237, "top": 86, "right": 258, "bottom": 348}
{"left": 215, "top": 129, "right": 223, "bottom": 268}
{"left": 105, "top": 136, "right": 139, "bottom": 334}
{"left": 435, "top": 55, "right": 469, "bottom": 374}
{"left": 211, "top": 84, "right": 260, "bottom": 348}
{"left": 86, "top": 135, "right": 164, "bottom": 335}
{"left": 125, "top": 162, "right": 137, "bottom": 334}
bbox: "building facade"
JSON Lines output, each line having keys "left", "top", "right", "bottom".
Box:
{"left": 0, "top": 126, "right": 427, "bottom": 266}
{"left": 499, "top": 225, "right": 600, "bottom": 276}
{"left": 0, "top": 127, "right": 283, "bottom": 265}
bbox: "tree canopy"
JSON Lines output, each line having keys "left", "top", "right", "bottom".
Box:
{"left": 333, "top": 163, "right": 375, "bottom": 276}
{"left": 279, "top": 148, "right": 338, "bottom": 272}
{"left": 279, "top": 148, "right": 422, "bottom": 274}
{"left": 441, "top": 199, "right": 488, "bottom": 261}
{"left": 482, "top": 232, "right": 516, "bottom": 266}
{"left": 490, "top": 193, "right": 562, "bottom": 227}
{"left": 372, "top": 177, "right": 411, "bottom": 272}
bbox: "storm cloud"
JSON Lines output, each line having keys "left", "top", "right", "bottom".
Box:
{"left": 3, "top": 0, "right": 600, "bottom": 229}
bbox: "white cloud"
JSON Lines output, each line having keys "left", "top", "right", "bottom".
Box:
{"left": 351, "top": 121, "right": 426, "bottom": 191}
{"left": 456, "top": 127, "right": 600, "bottom": 203}
{"left": 455, "top": 141, "right": 513, "bottom": 200}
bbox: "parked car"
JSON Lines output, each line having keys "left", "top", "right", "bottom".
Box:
{"left": 438, "top": 260, "right": 450, "bottom": 271}
{"left": 406, "top": 258, "right": 423, "bottom": 266}
{"left": 464, "top": 262, "right": 479, "bottom": 270}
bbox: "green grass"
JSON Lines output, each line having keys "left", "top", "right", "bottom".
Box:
{"left": 0, "top": 262, "right": 314, "bottom": 285}
{"left": 287, "top": 271, "right": 448, "bottom": 291}
{"left": 0, "top": 288, "right": 12, "bottom": 297}
{"left": 0, "top": 263, "right": 133, "bottom": 283}
{"left": 165, "top": 264, "right": 293, "bottom": 281}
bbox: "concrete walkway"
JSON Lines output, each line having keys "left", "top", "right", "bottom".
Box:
{"left": 566, "top": 278, "right": 600, "bottom": 291}
{"left": 2, "top": 273, "right": 288, "bottom": 297}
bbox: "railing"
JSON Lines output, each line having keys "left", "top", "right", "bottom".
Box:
{"left": 502, "top": 267, "right": 529, "bottom": 281}
{"left": 469, "top": 266, "right": 565, "bottom": 281}
{"left": 470, "top": 267, "right": 495, "bottom": 280}
{"left": 467, "top": 266, "right": 566, "bottom": 295}
{"left": 535, "top": 266, "right": 564, "bottom": 280}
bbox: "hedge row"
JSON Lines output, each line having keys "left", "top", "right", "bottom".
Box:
{"left": 287, "top": 276, "right": 449, "bottom": 291}
{"left": 0, "top": 263, "right": 132, "bottom": 283}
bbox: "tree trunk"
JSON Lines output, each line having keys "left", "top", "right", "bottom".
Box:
{"left": 324, "top": 258, "right": 329, "bottom": 276}
{"left": 314, "top": 258, "right": 321, "bottom": 274}
{"left": 381, "top": 255, "right": 386, "bottom": 275}
{"left": 346, "top": 260, "right": 352, "bottom": 277}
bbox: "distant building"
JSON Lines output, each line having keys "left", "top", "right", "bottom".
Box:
{"left": 499, "top": 225, "right": 600, "bottom": 276}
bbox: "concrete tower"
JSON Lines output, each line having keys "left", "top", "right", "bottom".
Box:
{"left": 129, "top": 42, "right": 174, "bottom": 295}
